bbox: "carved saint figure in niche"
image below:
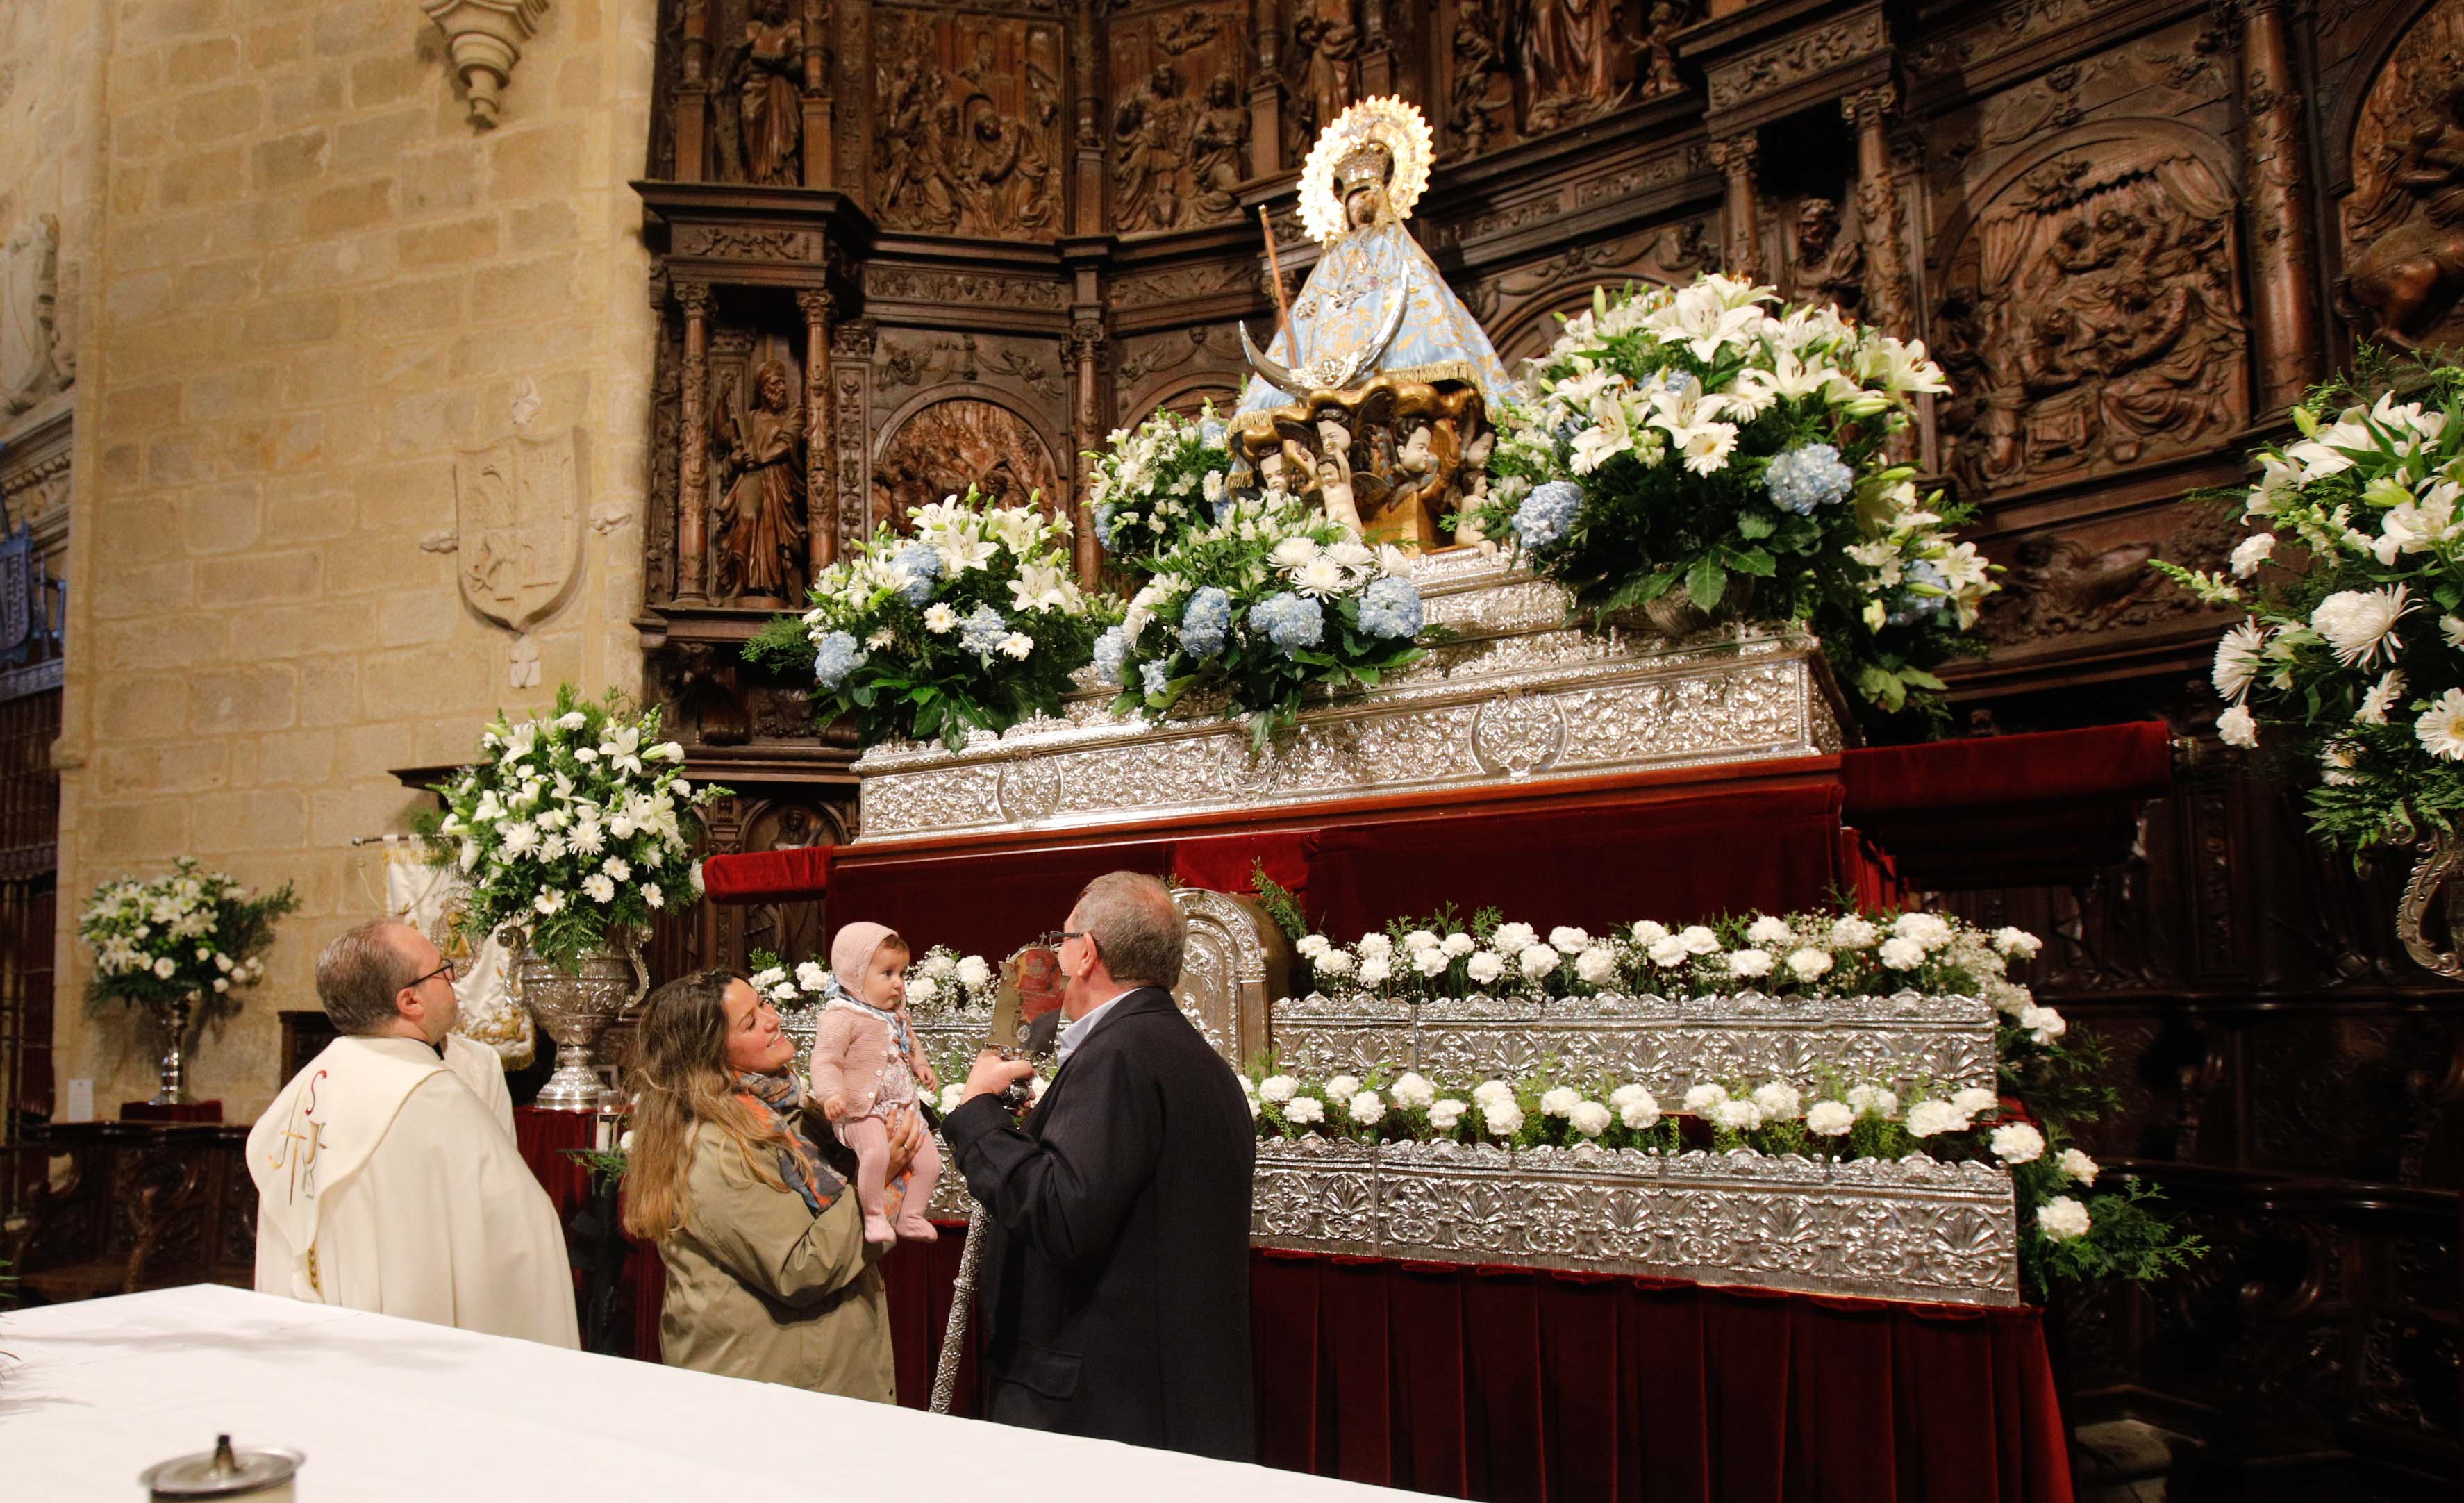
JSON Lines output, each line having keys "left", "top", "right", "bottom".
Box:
{"left": 1515, "top": 0, "right": 1627, "bottom": 136}
{"left": 1933, "top": 147, "right": 2245, "bottom": 495}
{"left": 2344, "top": 78, "right": 2464, "bottom": 347}
{"left": 1638, "top": 2, "right": 1691, "bottom": 101}
{"left": 709, "top": 358, "right": 810, "bottom": 605}
{"left": 1788, "top": 197, "right": 1863, "bottom": 314}
{"left": 721, "top": 0, "right": 804, "bottom": 187}
{"left": 1447, "top": 0, "right": 1508, "bottom": 156}
{"left": 1291, "top": 5, "right": 1359, "bottom": 147}
{"left": 1188, "top": 76, "right": 1251, "bottom": 221}
{"left": 1113, "top": 65, "right": 1196, "bottom": 233}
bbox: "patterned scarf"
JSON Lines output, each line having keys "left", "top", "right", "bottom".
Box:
{"left": 734, "top": 1068, "right": 841, "bottom": 1216}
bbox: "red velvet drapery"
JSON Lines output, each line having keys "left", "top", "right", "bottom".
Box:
{"left": 877, "top": 1234, "right": 2072, "bottom": 1503}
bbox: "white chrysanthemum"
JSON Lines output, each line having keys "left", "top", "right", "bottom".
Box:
{"left": 1806, "top": 1101, "right": 1856, "bottom": 1136}
{"left": 1284, "top": 1096, "right": 1326, "bottom": 1126}
{"left": 1745, "top": 915, "right": 1795, "bottom": 947}
{"left": 1568, "top": 1100, "right": 1611, "bottom": 1137}
{"left": 2358, "top": 670, "right": 2407, "bottom": 726}
{"left": 2310, "top": 583, "right": 2417, "bottom": 669}
{"left": 1681, "top": 1083, "right": 1728, "bottom": 1115}
{"left": 1749, "top": 1081, "right": 1802, "bottom": 1120}
{"left": 2058, "top": 1148, "right": 2100, "bottom": 1186}
{"left": 1466, "top": 950, "right": 1506, "bottom": 986}
{"left": 1539, "top": 1086, "right": 1582, "bottom": 1118}
{"left": 2217, "top": 702, "right": 2259, "bottom": 748}
{"left": 1429, "top": 1099, "right": 1467, "bottom": 1131}
{"left": 2417, "top": 687, "right": 2464, "bottom": 761}
{"left": 1575, "top": 946, "right": 1617, "bottom": 985}
{"left": 1710, "top": 1098, "right": 1763, "bottom": 1131}
{"left": 1905, "top": 1099, "right": 1970, "bottom": 1138}
{"left": 1785, "top": 947, "right": 1834, "bottom": 981}
{"left": 1847, "top": 1084, "right": 1900, "bottom": 1119}
{"left": 1259, "top": 1074, "right": 1299, "bottom": 1104}
{"left": 1390, "top": 1072, "right": 1436, "bottom": 1110}
{"left": 1990, "top": 1123, "right": 2047, "bottom": 1164}
{"left": 2211, "top": 621, "right": 2269, "bottom": 701}
{"left": 1491, "top": 922, "right": 1539, "bottom": 954}
{"left": 2036, "top": 1197, "right": 2091, "bottom": 1241}
{"left": 1348, "top": 1090, "right": 1385, "bottom": 1126}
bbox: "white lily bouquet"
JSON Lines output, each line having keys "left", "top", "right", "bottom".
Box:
{"left": 1083, "top": 404, "right": 1233, "bottom": 579}
{"left": 433, "top": 687, "right": 722, "bottom": 971}
{"left": 1093, "top": 492, "right": 1429, "bottom": 742}
{"left": 2156, "top": 361, "right": 2464, "bottom": 854}
{"left": 1474, "top": 273, "right": 1995, "bottom": 724}
{"left": 747, "top": 486, "right": 1110, "bottom": 751}
{"left": 80, "top": 857, "right": 297, "bottom": 1015}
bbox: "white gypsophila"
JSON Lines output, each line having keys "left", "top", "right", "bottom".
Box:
{"left": 1805, "top": 1101, "right": 1856, "bottom": 1136}
{"left": 1950, "top": 1087, "right": 1999, "bottom": 1116}
{"left": 2036, "top": 1197, "right": 2092, "bottom": 1241}
{"left": 1390, "top": 1072, "right": 1437, "bottom": 1109}
{"left": 1349, "top": 1090, "right": 1386, "bottom": 1127}
{"left": 1905, "top": 1100, "right": 1970, "bottom": 1137}
{"left": 1676, "top": 924, "right": 1720, "bottom": 955}
{"left": 2058, "top": 1148, "right": 2100, "bottom": 1186}
{"left": 1358, "top": 956, "right": 1394, "bottom": 988}
{"left": 1847, "top": 1084, "right": 1900, "bottom": 1119}
{"left": 1992, "top": 927, "right": 2042, "bottom": 959}
{"left": 1786, "top": 947, "right": 1835, "bottom": 981}
{"left": 1711, "top": 1098, "right": 1764, "bottom": 1132}
{"left": 1492, "top": 922, "right": 1539, "bottom": 954}
{"left": 1517, "top": 943, "right": 1561, "bottom": 980}
{"left": 1441, "top": 931, "right": 1476, "bottom": 958}
{"left": 1575, "top": 947, "right": 1617, "bottom": 985}
{"left": 1466, "top": 950, "right": 1506, "bottom": 986}
{"left": 1878, "top": 936, "right": 1928, "bottom": 970}
{"left": 1828, "top": 915, "right": 1879, "bottom": 949}
{"left": 1749, "top": 1081, "right": 1802, "bottom": 1120}
{"left": 1429, "top": 1099, "right": 1467, "bottom": 1131}
{"left": 1539, "top": 1085, "right": 1582, "bottom": 1118}
{"left": 1990, "top": 1123, "right": 2047, "bottom": 1164}
{"left": 2020, "top": 1004, "right": 2068, "bottom": 1045}
{"left": 1569, "top": 1100, "right": 1612, "bottom": 1137}
{"left": 1284, "top": 1096, "right": 1326, "bottom": 1126}
{"left": 1259, "top": 1074, "right": 1299, "bottom": 1104}
{"left": 1681, "top": 1082, "right": 1727, "bottom": 1114}
{"left": 1891, "top": 913, "right": 1953, "bottom": 951}
{"left": 1548, "top": 926, "right": 1590, "bottom": 952}
{"left": 1325, "top": 1074, "right": 1362, "bottom": 1100}
{"left": 1745, "top": 915, "right": 1795, "bottom": 947}
{"left": 1483, "top": 1102, "right": 1525, "bottom": 1137}
{"left": 1648, "top": 936, "right": 1692, "bottom": 968}
{"left": 1725, "top": 947, "right": 1775, "bottom": 979}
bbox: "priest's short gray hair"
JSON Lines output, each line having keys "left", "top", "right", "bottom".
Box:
{"left": 318, "top": 920, "right": 415, "bottom": 1035}
{"left": 1072, "top": 871, "right": 1184, "bottom": 989}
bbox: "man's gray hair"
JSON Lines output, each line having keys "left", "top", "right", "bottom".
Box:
{"left": 1074, "top": 871, "right": 1185, "bottom": 989}
{"left": 317, "top": 920, "right": 414, "bottom": 1035}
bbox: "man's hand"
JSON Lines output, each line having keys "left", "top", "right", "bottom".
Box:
{"left": 886, "top": 1112, "right": 926, "bottom": 1179}
{"left": 961, "top": 1049, "right": 1035, "bottom": 1106}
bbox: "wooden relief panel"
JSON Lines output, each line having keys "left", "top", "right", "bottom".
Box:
{"left": 1460, "top": 218, "right": 1720, "bottom": 369}
{"left": 1972, "top": 501, "right": 2239, "bottom": 648}
{"left": 2339, "top": 0, "right": 2464, "bottom": 350}
{"left": 1115, "top": 324, "right": 1245, "bottom": 426}
{"left": 1107, "top": 1, "right": 1251, "bottom": 233}
{"left": 702, "top": 0, "right": 819, "bottom": 187}
{"left": 872, "top": 396, "right": 1064, "bottom": 526}
{"left": 873, "top": 7, "right": 1065, "bottom": 237}
{"left": 1438, "top": 0, "right": 1678, "bottom": 160}
{"left": 1931, "top": 128, "right": 2247, "bottom": 499}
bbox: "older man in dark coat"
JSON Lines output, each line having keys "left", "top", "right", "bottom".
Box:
{"left": 943, "top": 870, "right": 1256, "bottom": 1461}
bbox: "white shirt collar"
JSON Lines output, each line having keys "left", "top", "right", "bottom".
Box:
{"left": 1055, "top": 988, "right": 1135, "bottom": 1065}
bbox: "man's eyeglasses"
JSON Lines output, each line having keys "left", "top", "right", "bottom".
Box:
{"left": 405, "top": 959, "right": 457, "bottom": 991}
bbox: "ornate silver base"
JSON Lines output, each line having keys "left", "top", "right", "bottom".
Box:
{"left": 515, "top": 943, "right": 648, "bottom": 1111}
{"left": 851, "top": 556, "right": 1852, "bottom": 843}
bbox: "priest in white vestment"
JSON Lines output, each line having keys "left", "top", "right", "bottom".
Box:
{"left": 249, "top": 920, "right": 579, "bottom": 1348}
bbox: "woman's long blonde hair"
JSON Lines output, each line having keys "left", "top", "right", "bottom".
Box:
{"left": 620, "top": 968, "right": 813, "bottom": 1242}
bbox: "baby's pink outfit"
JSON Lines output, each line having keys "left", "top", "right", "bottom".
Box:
{"left": 809, "top": 923, "right": 940, "bottom": 1245}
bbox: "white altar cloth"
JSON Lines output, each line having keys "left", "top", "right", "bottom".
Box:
{"left": 0, "top": 1284, "right": 1431, "bottom": 1501}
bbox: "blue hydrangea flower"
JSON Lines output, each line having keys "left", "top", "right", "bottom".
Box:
{"left": 1092, "top": 624, "right": 1129, "bottom": 686}
{"left": 813, "top": 630, "right": 868, "bottom": 690}
{"left": 1513, "top": 480, "right": 1584, "bottom": 553}
{"left": 1886, "top": 559, "right": 1950, "bottom": 628}
{"left": 1179, "top": 586, "right": 1233, "bottom": 658}
{"left": 958, "top": 602, "right": 1008, "bottom": 656}
{"left": 1357, "top": 575, "right": 1424, "bottom": 640}
{"left": 1249, "top": 591, "right": 1324, "bottom": 656}
{"left": 1765, "top": 442, "right": 1855, "bottom": 515}
{"left": 1141, "top": 659, "right": 1171, "bottom": 697}
{"left": 891, "top": 542, "right": 942, "bottom": 604}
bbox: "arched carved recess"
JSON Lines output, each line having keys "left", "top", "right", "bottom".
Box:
{"left": 1465, "top": 218, "right": 1720, "bottom": 369}
{"left": 870, "top": 388, "right": 1066, "bottom": 529}
{"left": 1169, "top": 887, "right": 1288, "bottom": 1067}
{"left": 2334, "top": 0, "right": 2464, "bottom": 350}
{"left": 734, "top": 797, "right": 849, "bottom": 965}
{"left": 1113, "top": 322, "right": 1245, "bottom": 427}
{"left": 1928, "top": 119, "right": 2249, "bottom": 502}
{"left": 873, "top": 7, "right": 1067, "bottom": 238}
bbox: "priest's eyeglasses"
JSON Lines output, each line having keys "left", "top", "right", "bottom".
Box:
{"left": 406, "top": 958, "right": 458, "bottom": 989}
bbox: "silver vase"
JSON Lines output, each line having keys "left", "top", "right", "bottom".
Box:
{"left": 515, "top": 938, "right": 649, "bottom": 1111}
{"left": 148, "top": 995, "right": 196, "bottom": 1106}
{"left": 2397, "top": 831, "right": 2464, "bottom": 979}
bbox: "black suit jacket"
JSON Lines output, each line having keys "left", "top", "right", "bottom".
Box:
{"left": 941, "top": 986, "right": 1256, "bottom": 1461}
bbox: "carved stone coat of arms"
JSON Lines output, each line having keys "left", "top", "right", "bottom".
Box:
{"left": 451, "top": 426, "right": 590, "bottom": 636}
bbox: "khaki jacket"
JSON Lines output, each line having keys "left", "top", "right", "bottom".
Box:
{"left": 655, "top": 1120, "right": 896, "bottom": 1402}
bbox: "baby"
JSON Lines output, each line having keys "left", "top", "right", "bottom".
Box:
{"left": 808, "top": 922, "right": 942, "bottom": 1245}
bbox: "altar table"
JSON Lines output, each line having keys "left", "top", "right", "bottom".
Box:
{"left": 0, "top": 1284, "right": 1438, "bottom": 1501}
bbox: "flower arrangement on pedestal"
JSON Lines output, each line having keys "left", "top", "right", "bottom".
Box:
{"left": 747, "top": 487, "right": 1108, "bottom": 751}
{"left": 1264, "top": 899, "right": 2201, "bottom": 1296}
{"left": 1094, "top": 493, "right": 1430, "bottom": 742}
{"left": 1082, "top": 404, "right": 1234, "bottom": 578}
{"left": 78, "top": 858, "right": 297, "bottom": 1104}
{"left": 433, "top": 688, "right": 723, "bottom": 1106}
{"left": 1472, "top": 274, "right": 1995, "bottom": 725}
{"left": 2156, "top": 363, "right": 2464, "bottom": 859}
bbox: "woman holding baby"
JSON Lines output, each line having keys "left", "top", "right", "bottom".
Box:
{"left": 623, "top": 922, "right": 936, "bottom": 1400}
